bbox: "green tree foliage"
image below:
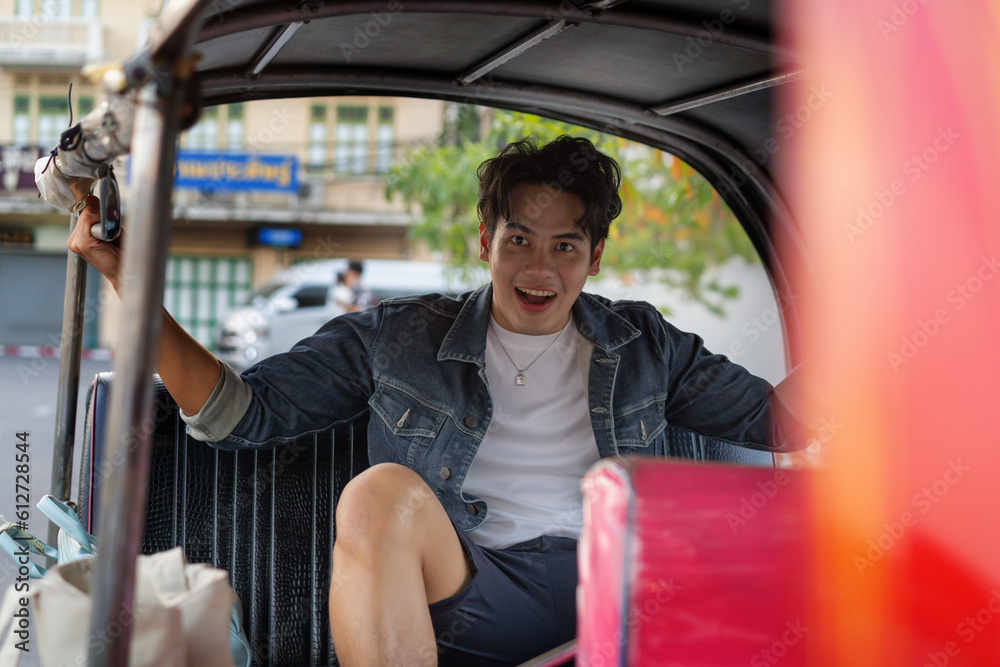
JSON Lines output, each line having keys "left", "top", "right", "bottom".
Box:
{"left": 385, "top": 107, "right": 759, "bottom": 314}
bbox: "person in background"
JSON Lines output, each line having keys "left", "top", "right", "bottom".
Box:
{"left": 332, "top": 260, "right": 373, "bottom": 312}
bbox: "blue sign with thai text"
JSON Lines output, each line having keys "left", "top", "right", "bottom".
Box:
{"left": 174, "top": 151, "right": 298, "bottom": 193}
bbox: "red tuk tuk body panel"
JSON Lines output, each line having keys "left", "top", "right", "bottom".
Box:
{"left": 579, "top": 459, "right": 815, "bottom": 666}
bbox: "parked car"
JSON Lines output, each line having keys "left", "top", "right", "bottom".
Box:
{"left": 216, "top": 259, "right": 487, "bottom": 368}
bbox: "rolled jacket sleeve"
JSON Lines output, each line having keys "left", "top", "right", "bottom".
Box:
{"left": 180, "top": 361, "right": 253, "bottom": 442}
{"left": 208, "top": 305, "right": 379, "bottom": 450}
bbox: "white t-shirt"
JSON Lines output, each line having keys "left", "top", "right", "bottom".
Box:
{"left": 463, "top": 315, "right": 601, "bottom": 549}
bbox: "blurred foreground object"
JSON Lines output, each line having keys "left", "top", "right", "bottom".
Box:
{"left": 33, "top": 77, "right": 136, "bottom": 240}
{"left": 780, "top": 0, "right": 1000, "bottom": 664}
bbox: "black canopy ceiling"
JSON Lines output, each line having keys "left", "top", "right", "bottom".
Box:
{"left": 141, "top": 0, "right": 804, "bottom": 270}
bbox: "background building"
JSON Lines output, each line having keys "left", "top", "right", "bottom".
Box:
{"left": 0, "top": 0, "right": 445, "bottom": 349}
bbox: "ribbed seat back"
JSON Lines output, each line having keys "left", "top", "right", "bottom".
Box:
{"left": 80, "top": 373, "right": 368, "bottom": 666}
{"left": 79, "top": 371, "right": 771, "bottom": 666}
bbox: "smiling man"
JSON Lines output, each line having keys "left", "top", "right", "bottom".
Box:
{"left": 480, "top": 179, "right": 603, "bottom": 336}
{"left": 69, "top": 136, "right": 802, "bottom": 666}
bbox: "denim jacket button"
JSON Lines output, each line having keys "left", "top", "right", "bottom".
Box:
{"left": 591, "top": 407, "right": 608, "bottom": 414}
{"left": 464, "top": 416, "right": 477, "bottom": 428}
{"left": 439, "top": 467, "right": 451, "bottom": 480}
{"left": 466, "top": 503, "right": 477, "bottom": 515}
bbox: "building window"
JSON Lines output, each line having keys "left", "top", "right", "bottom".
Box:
{"left": 78, "top": 96, "right": 94, "bottom": 116}
{"left": 376, "top": 106, "right": 395, "bottom": 173}
{"left": 308, "top": 104, "right": 327, "bottom": 171}
{"left": 11, "top": 94, "right": 91, "bottom": 148}
{"left": 335, "top": 105, "right": 368, "bottom": 174}
{"left": 37, "top": 96, "right": 70, "bottom": 149}
{"left": 13, "top": 96, "right": 30, "bottom": 147}
{"left": 185, "top": 106, "right": 219, "bottom": 150}
{"left": 226, "top": 103, "right": 244, "bottom": 149}
{"left": 16, "top": 0, "right": 90, "bottom": 17}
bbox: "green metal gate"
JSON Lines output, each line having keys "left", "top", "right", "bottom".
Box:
{"left": 164, "top": 256, "right": 252, "bottom": 350}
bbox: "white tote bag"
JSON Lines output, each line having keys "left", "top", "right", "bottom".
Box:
{"left": 1, "top": 547, "right": 236, "bottom": 667}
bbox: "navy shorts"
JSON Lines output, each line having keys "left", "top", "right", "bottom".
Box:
{"left": 429, "top": 526, "right": 578, "bottom": 666}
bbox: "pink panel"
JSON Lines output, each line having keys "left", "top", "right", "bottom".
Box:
{"left": 579, "top": 458, "right": 815, "bottom": 666}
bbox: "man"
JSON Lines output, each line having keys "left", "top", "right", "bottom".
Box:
{"left": 332, "top": 260, "right": 373, "bottom": 312}
{"left": 69, "top": 136, "right": 809, "bottom": 666}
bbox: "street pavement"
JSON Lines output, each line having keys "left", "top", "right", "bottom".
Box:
{"left": 0, "top": 356, "right": 111, "bottom": 595}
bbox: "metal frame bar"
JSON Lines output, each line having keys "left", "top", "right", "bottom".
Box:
{"left": 199, "top": 66, "right": 747, "bottom": 153}
{"left": 248, "top": 21, "right": 304, "bottom": 76}
{"left": 652, "top": 70, "right": 807, "bottom": 116}
{"left": 87, "top": 62, "right": 192, "bottom": 666}
{"left": 456, "top": 19, "right": 576, "bottom": 85}
{"left": 49, "top": 214, "right": 87, "bottom": 539}
{"left": 197, "top": 65, "right": 783, "bottom": 212}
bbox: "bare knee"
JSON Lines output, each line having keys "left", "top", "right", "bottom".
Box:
{"left": 334, "top": 463, "right": 439, "bottom": 553}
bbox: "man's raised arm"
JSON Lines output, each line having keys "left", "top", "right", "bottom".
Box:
{"left": 67, "top": 195, "right": 223, "bottom": 416}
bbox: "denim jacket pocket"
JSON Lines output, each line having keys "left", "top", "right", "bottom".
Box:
{"left": 370, "top": 381, "right": 448, "bottom": 438}
{"left": 613, "top": 396, "right": 668, "bottom": 452}
{"left": 368, "top": 382, "right": 448, "bottom": 470}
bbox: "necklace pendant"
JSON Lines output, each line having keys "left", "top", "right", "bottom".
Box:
{"left": 515, "top": 373, "right": 526, "bottom": 386}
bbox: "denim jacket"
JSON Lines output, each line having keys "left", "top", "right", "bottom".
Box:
{"left": 185, "top": 284, "right": 785, "bottom": 533}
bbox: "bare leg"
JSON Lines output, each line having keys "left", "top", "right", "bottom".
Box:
{"left": 330, "top": 463, "right": 471, "bottom": 667}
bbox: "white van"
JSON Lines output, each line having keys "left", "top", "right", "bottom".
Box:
{"left": 216, "top": 259, "right": 487, "bottom": 369}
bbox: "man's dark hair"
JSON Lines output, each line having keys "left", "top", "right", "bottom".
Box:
{"left": 348, "top": 260, "right": 364, "bottom": 275}
{"left": 477, "top": 136, "right": 622, "bottom": 248}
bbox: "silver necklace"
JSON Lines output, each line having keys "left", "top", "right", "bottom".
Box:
{"left": 489, "top": 321, "right": 567, "bottom": 386}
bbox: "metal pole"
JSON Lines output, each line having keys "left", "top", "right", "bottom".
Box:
{"left": 49, "top": 212, "right": 87, "bottom": 551}
{"left": 86, "top": 71, "right": 187, "bottom": 666}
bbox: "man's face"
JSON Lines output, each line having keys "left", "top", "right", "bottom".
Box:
{"left": 479, "top": 182, "right": 604, "bottom": 335}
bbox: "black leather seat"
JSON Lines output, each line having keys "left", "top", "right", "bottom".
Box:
{"left": 79, "top": 372, "right": 771, "bottom": 666}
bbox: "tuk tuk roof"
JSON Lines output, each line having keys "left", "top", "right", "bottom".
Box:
{"left": 140, "top": 0, "right": 799, "bottom": 267}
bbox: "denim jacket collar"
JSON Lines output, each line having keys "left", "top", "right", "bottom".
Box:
{"left": 437, "top": 283, "right": 641, "bottom": 365}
